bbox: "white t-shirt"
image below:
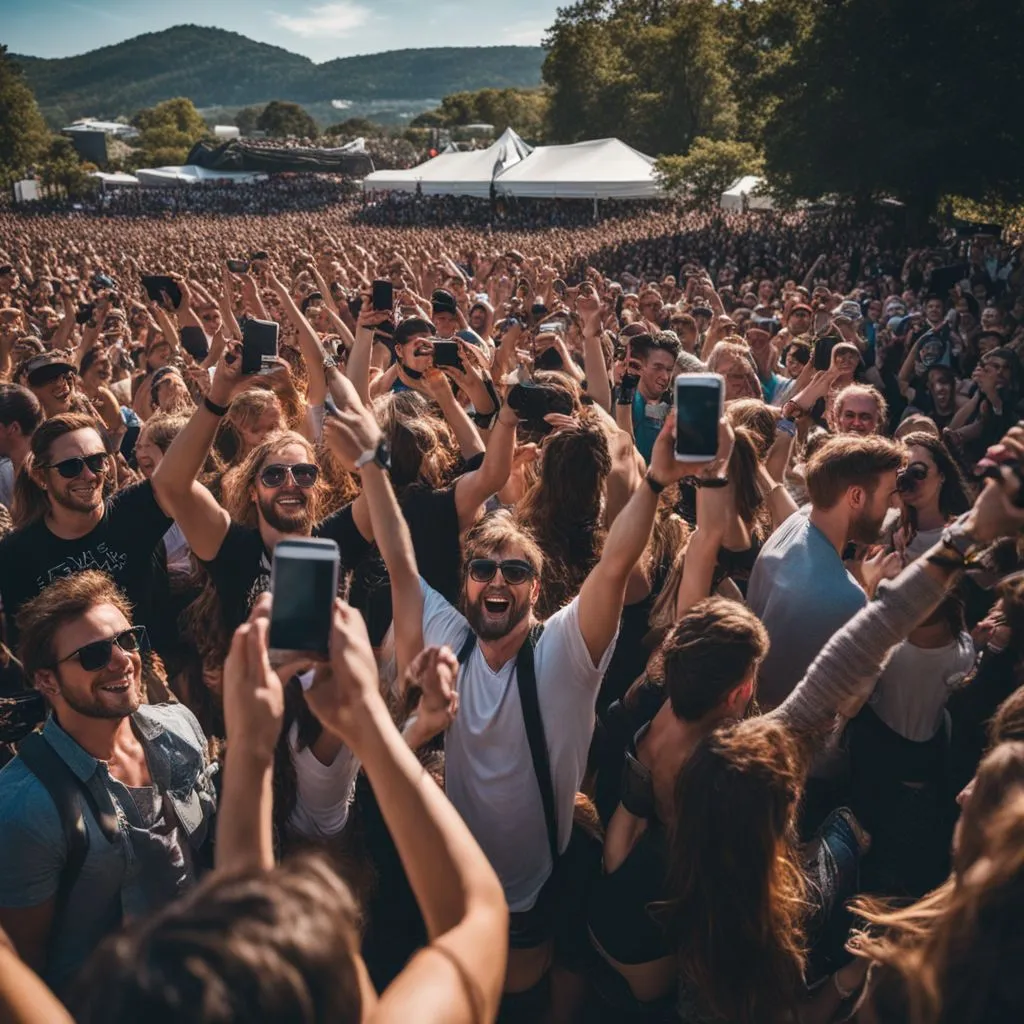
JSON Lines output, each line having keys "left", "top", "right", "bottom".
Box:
{"left": 287, "top": 721, "right": 360, "bottom": 839}
{"left": 421, "top": 579, "right": 617, "bottom": 912}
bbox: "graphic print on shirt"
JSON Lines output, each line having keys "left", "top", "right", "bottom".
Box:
{"left": 36, "top": 541, "right": 129, "bottom": 591}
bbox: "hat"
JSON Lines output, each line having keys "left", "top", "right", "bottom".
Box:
{"left": 24, "top": 352, "right": 76, "bottom": 387}
{"left": 691, "top": 305, "right": 713, "bottom": 318}
{"left": 394, "top": 317, "right": 435, "bottom": 347}
{"left": 431, "top": 289, "right": 457, "bottom": 316}
{"left": 831, "top": 300, "right": 863, "bottom": 321}
{"left": 789, "top": 303, "right": 813, "bottom": 315}
{"left": 675, "top": 351, "right": 707, "bottom": 374}
{"left": 150, "top": 365, "right": 182, "bottom": 403}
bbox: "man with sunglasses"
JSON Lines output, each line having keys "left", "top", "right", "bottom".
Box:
{"left": 0, "top": 570, "right": 216, "bottom": 996}
{"left": 0, "top": 413, "right": 174, "bottom": 667}
{"left": 22, "top": 352, "right": 78, "bottom": 419}
{"left": 413, "top": 411, "right": 703, "bottom": 1005}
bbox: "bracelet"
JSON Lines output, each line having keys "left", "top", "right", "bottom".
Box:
{"left": 203, "top": 396, "right": 230, "bottom": 417}
{"left": 644, "top": 472, "right": 666, "bottom": 495}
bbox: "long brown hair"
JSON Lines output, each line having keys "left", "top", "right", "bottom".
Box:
{"left": 661, "top": 717, "right": 808, "bottom": 1024}
{"left": 372, "top": 390, "right": 457, "bottom": 491}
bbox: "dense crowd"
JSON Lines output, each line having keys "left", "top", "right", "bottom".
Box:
{"left": 0, "top": 196, "right": 1024, "bottom": 1024}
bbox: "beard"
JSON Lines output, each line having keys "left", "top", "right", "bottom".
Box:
{"left": 51, "top": 480, "right": 104, "bottom": 514}
{"left": 464, "top": 586, "right": 530, "bottom": 641}
{"left": 59, "top": 670, "right": 141, "bottom": 720}
{"left": 258, "top": 491, "right": 312, "bottom": 533}
{"left": 850, "top": 506, "right": 888, "bottom": 545}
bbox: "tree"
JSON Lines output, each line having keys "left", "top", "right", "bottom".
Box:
{"left": 256, "top": 101, "right": 318, "bottom": 139}
{"left": 761, "top": 0, "right": 1024, "bottom": 225}
{"left": 409, "top": 110, "right": 446, "bottom": 129}
{"left": 38, "top": 135, "right": 93, "bottom": 199}
{"left": 656, "top": 137, "right": 762, "bottom": 208}
{"left": 0, "top": 46, "right": 50, "bottom": 182}
{"left": 233, "top": 104, "right": 264, "bottom": 136}
{"left": 127, "top": 97, "right": 210, "bottom": 169}
{"left": 325, "top": 117, "right": 380, "bottom": 137}
{"left": 132, "top": 97, "right": 207, "bottom": 137}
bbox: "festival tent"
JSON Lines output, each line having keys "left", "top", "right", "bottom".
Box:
{"left": 134, "top": 165, "right": 267, "bottom": 187}
{"left": 89, "top": 171, "right": 140, "bottom": 187}
{"left": 720, "top": 175, "right": 774, "bottom": 212}
{"left": 494, "top": 138, "right": 662, "bottom": 199}
{"left": 361, "top": 127, "right": 532, "bottom": 196}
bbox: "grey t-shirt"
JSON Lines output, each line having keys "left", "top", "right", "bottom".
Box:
{"left": 0, "top": 456, "right": 13, "bottom": 509}
{"left": 747, "top": 512, "right": 866, "bottom": 709}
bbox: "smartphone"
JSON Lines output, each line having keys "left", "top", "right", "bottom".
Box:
{"left": 537, "top": 320, "right": 566, "bottom": 335}
{"left": 432, "top": 340, "right": 464, "bottom": 370}
{"left": 140, "top": 275, "right": 182, "bottom": 310}
{"left": 226, "top": 258, "right": 249, "bottom": 274}
{"left": 812, "top": 336, "right": 839, "bottom": 371}
{"left": 674, "top": 373, "right": 723, "bottom": 462}
{"left": 269, "top": 538, "right": 339, "bottom": 658}
{"left": 371, "top": 279, "right": 394, "bottom": 313}
{"left": 75, "top": 302, "right": 95, "bottom": 325}
{"left": 240, "top": 316, "right": 279, "bottom": 375}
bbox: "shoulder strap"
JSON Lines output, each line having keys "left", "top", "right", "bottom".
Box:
{"left": 515, "top": 624, "right": 559, "bottom": 867}
{"left": 17, "top": 733, "right": 91, "bottom": 927}
{"left": 457, "top": 630, "right": 478, "bottom": 665}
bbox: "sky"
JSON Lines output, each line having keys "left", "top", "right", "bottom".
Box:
{"left": 4, "top": 0, "right": 560, "bottom": 62}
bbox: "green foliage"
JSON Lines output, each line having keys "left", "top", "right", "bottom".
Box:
{"left": 409, "top": 110, "right": 446, "bottom": 128}
{"left": 0, "top": 45, "right": 50, "bottom": 182}
{"left": 257, "top": 101, "right": 319, "bottom": 139}
{"left": 542, "top": 0, "right": 735, "bottom": 156}
{"left": 233, "top": 105, "right": 264, "bottom": 135}
{"left": 325, "top": 117, "right": 381, "bottom": 137}
{"left": 128, "top": 96, "right": 210, "bottom": 169}
{"left": 10, "top": 25, "right": 545, "bottom": 123}
{"left": 761, "top": 0, "right": 1024, "bottom": 219}
{"left": 38, "top": 135, "right": 94, "bottom": 198}
{"left": 656, "top": 137, "right": 762, "bottom": 208}
{"left": 424, "top": 88, "right": 548, "bottom": 142}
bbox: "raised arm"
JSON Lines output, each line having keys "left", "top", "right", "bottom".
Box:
{"left": 266, "top": 271, "right": 327, "bottom": 406}
{"left": 453, "top": 401, "right": 517, "bottom": 530}
{"left": 578, "top": 286, "right": 612, "bottom": 412}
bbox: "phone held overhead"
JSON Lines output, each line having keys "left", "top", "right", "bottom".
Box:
{"left": 674, "top": 373, "right": 723, "bottom": 462}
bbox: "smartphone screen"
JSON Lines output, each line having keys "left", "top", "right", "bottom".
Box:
{"left": 813, "top": 336, "right": 839, "bottom": 371}
{"left": 226, "top": 258, "right": 249, "bottom": 274}
{"left": 371, "top": 279, "right": 393, "bottom": 312}
{"left": 269, "top": 539, "right": 339, "bottom": 656}
{"left": 241, "top": 317, "right": 279, "bottom": 375}
{"left": 674, "top": 374, "right": 722, "bottom": 461}
{"left": 432, "top": 340, "right": 463, "bottom": 369}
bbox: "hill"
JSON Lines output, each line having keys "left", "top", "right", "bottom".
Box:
{"left": 10, "top": 25, "right": 546, "bottom": 127}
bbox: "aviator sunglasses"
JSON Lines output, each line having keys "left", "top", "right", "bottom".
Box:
{"left": 259, "top": 463, "right": 319, "bottom": 488}
{"left": 58, "top": 626, "right": 150, "bottom": 672}
{"left": 467, "top": 558, "right": 535, "bottom": 586}
{"left": 42, "top": 452, "right": 108, "bottom": 478}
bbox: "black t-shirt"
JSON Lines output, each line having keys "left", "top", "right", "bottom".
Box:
{"left": 0, "top": 480, "right": 172, "bottom": 655}
{"left": 200, "top": 504, "right": 370, "bottom": 635}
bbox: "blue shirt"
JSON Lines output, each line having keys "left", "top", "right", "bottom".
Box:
{"left": 631, "top": 390, "right": 670, "bottom": 463}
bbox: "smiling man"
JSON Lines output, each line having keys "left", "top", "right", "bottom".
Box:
{"left": 0, "top": 571, "right": 216, "bottom": 996}
{"left": 22, "top": 352, "right": 77, "bottom": 418}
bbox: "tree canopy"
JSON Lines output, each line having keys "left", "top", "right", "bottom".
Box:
{"left": 257, "top": 101, "right": 319, "bottom": 139}
{"left": 0, "top": 45, "right": 50, "bottom": 183}
{"left": 128, "top": 97, "right": 210, "bottom": 169}
{"left": 656, "top": 137, "right": 763, "bottom": 209}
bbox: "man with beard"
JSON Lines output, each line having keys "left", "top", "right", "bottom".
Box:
{"left": 747, "top": 434, "right": 904, "bottom": 708}
{"left": 0, "top": 570, "right": 216, "bottom": 996}
{"left": 412, "top": 412, "right": 701, "bottom": 1005}
{"left": 151, "top": 345, "right": 377, "bottom": 634}
{"left": 0, "top": 414, "right": 173, "bottom": 665}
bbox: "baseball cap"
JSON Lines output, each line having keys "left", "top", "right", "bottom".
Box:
{"left": 431, "top": 289, "right": 457, "bottom": 316}
{"left": 691, "top": 305, "right": 713, "bottom": 318}
{"left": 24, "top": 352, "right": 76, "bottom": 387}
{"left": 831, "top": 300, "right": 863, "bottom": 321}
{"left": 394, "top": 317, "right": 435, "bottom": 346}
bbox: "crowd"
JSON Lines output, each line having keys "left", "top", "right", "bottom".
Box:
{"left": 0, "top": 196, "right": 1023, "bottom": 1024}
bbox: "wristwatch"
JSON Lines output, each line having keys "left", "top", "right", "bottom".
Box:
{"left": 940, "top": 517, "right": 985, "bottom": 564}
{"left": 354, "top": 438, "right": 392, "bottom": 472}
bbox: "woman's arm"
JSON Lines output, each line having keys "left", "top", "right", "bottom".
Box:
{"left": 267, "top": 271, "right": 328, "bottom": 406}
{"left": 453, "top": 403, "right": 517, "bottom": 530}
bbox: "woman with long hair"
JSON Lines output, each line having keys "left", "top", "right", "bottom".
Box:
{"left": 213, "top": 387, "right": 284, "bottom": 466}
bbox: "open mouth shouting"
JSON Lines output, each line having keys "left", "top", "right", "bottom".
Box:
{"left": 483, "top": 593, "right": 511, "bottom": 616}
{"left": 414, "top": 343, "right": 435, "bottom": 358}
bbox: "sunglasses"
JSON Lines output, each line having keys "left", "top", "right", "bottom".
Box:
{"left": 467, "top": 558, "right": 535, "bottom": 586}
{"left": 30, "top": 369, "right": 75, "bottom": 388}
{"left": 896, "top": 461, "right": 929, "bottom": 493}
{"left": 43, "top": 452, "right": 108, "bottom": 478}
{"left": 58, "top": 625, "right": 150, "bottom": 672}
{"left": 259, "top": 463, "right": 319, "bottom": 489}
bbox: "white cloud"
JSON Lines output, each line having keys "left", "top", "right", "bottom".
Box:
{"left": 270, "top": 2, "right": 370, "bottom": 39}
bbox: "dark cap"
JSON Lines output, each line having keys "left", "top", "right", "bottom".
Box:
{"left": 431, "top": 289, "right": 457, "bottom": 316}
{"left": 24, "top": 352, "right": 76, "bottom": 387}
{"left": 394, "top": 317, "right": 435, "bottom": 347}
{"left": 789, "top": 303, "right": 813, "bottom": 315}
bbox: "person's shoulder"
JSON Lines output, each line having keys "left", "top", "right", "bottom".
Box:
{"left": 0, "top": 756, "right": 62, "bottom": 834}
{"left": 106, "top": 477, "right": 155, "bottom": 511}
{"left": 0, "top": 518, "right": 45, "bottom": 559}
{"left": 136, "top": 702, "right": 207, "bottom": 750}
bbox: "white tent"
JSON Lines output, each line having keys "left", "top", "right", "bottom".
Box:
{"left": 362, "top": 127, "right": 532, "bottom": 196}
{"left": 89, "top": 171, "right": 140, "bottom": 187}
{"left": 720, "top": 175, "right": 774, "bottom": 212}
{"left": 495, "top": 138, "right": 661, "bottom": 199}
{"left": 134, "top": 165, "right": 267, "bottom": 187}
{"left": 214, "top": 125, "right": 241, "bottom": 140}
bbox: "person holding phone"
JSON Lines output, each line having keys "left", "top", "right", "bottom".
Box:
{"left": 619, "top": 333, "right": 680, "bottom": 463}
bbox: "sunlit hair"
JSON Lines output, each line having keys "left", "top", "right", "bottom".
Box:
{"left": 139, "top": 414, "right": 222, "bottom": 478}
{"left": 661, "top": 717, "right": 808, "bottom": 1024}
{"left": 726, "top": 398, "right": 776, "bottom": 459}
{"left": 851, "top": 743, "right": 1024, "bottom": 1024}
{"left": 372, "top": 389, "right": 458, "bottom": 491}
{"left": 515, "top": 418, "right": 611, "bottom": 619}
{"left": 18, "top": 570, "right": 132, "bottom": 679}
{"left": 805, "top": 434, "right": 904, "bottom": 510}
{"left": 12, "top": 413, "right": 110, "bottom": 528}
{"left": 71, "top": 853, "right": 364, "bottom": 1024}
{"left": 214, "top": 389, "right": 283, "bottom": 465}
{"left": 221, "top": 430, "right": 323, "bottom": 529}
{"left": 705, "top": 340, "right": 754, "bottom": 373}
{"left": 832, "top": 382, "right": 888, "bottom": 433}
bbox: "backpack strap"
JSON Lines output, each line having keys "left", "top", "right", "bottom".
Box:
{"left": 515, "top": 624, "right": 558, "bottom": 867}
{"left": 457, "top": 630, "right": 478, "bottom": 665}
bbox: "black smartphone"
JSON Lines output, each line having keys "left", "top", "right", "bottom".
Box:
{"left": 75, "top": 302, "right": 95, "bottom": 325}
{"left": 240, "top": 316, "right": 279, "bottom": 375}
{"left": 432, "top": 340, "right": 464, "bottom": 370}
{"left": 813, "top": 335, "right": 839, "bottom": 371}
{"left": 674, "top": 373, "right": 723, "bottom": 461}
{"left": 269, "top": 538, "right": 339, "bottom": 658}
{"left": 179, "top": 325, "right": 209, "bottom": 362}
{"left": 140, "top": 275, "right": 182, "bottom": 310}
{"left": 226, "top": 258, "right": 249, "bottom": 274}
{"left": 371, "top": 279, "right": 394, "bottom": 313}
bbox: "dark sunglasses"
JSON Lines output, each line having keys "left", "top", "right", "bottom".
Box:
{"left": 29, "top": 369, "right": 75, "bottom": 387}
{"left": 896, "top": 461, "right": 930, "bottom": 493}
{"left": 58, "top": 625, "right": 150, "bottom": 672}
{"left": 467, "top": 558, "right": 535, "bottom": 586}
{"left": 43, "top": 452, "right": 108, "bottom": 478}
{"left": 259, "top": 462, "right": 319, "bottom": 489}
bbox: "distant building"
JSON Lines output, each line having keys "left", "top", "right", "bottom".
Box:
{"left": 62, "top": 119, "right": 140, "bottom": 166}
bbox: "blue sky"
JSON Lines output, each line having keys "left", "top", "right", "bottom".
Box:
{"left": 5, "top": 0, "right": 560, "bottom": 61}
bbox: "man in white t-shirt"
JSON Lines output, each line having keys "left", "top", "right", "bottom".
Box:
{"left": 416, "top": 408, "right": 705, "bottom": 998}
